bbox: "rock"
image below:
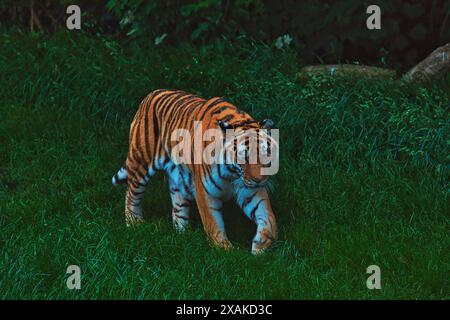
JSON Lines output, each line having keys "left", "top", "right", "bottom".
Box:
{"left": 402, "top": 43, "right": 450, "bottom": 83}
{"left": 300, "top": 64, "right": 397, "bottom": 79}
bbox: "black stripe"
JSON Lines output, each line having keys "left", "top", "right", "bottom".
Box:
{"left": 197, "top": 98, "right": 224, "bottom": 120}
{"left": 227, "top": 164, "right": 240, "bottom": 174}
{"left": 174, "top": 97, "right": 198, "bottom": 129}
{"left": 158, "top": 94, "right": 184, "bottom": 148}
{"left": 175, "top": 202, "right": 191, "bottom": 208}
{"left": 232, "top": 119, "right": 258, "bottom": 127}
{"left": 162, "top": 157, "right": 170, "bottom": 168}
{"left": 217, "top": 164, "right": 224, "bottom": 180}
{"left": 249, "top": 199, "right": 264, "bottom": 222}
{"left": 164, "top": 94, "right": 194, "bottom": 121}
{"left": 144, "top": 92, "right": 173, "bottom": 161}
{"left": 205, "top": 167, "right": 222, "bottom": 191}
{"left": 175, "top": 170, "right": 193, "bottom": 197}
{"left": 127, "top": 208, "right": 140, "bottom": 216}
{"left": 162, "top": 94, "right": 196, "bottom": 143}
{"left": 141, "top": 92, "right": 159, "bottom": 161}
{"left": 159, "top": 91, "right": 184, "bottom": 119}
{"left": 178, "top": 100, "right": 203, "bottom": 130}
{"left": 161, "top": 91, "right": 189, "bottom": 118}
{"left": 211, "top": 105, "right": 231, "bottom": 115}
{"left": 201, "top": 179, "right": 216, "bottom": 197}
{"left": 242, "top": 192, "right": 257, "bottom": 209}
{"left": 219, "top": 114, "right": 235, "bottom": 123}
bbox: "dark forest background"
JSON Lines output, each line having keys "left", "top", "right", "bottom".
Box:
{"left": 1, "top": 0, "right": 449, "bottom": 71}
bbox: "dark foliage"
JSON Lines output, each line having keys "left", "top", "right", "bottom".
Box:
{"left": 1, "top": 1, "right": 449, "bottom": 70}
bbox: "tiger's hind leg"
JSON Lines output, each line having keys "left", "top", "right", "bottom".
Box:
{"left": 125, "top": 158, "right": 155, "bottom": 227}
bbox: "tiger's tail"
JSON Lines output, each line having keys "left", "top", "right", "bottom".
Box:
{"left": 112, "top": 165, "right": 127, "bottom": 186}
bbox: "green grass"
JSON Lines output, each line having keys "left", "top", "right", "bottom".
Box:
{"left": 0, "top": 31, "right": 449, "bottom": 299}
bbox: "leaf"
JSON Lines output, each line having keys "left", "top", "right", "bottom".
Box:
{"left": 191, "top": 22, "right": 209, "bottom": 40}
{"left": 126, "top": 25, "right": 139, "bottom": 37}
{"left": 180, "top": 4, "right": 195, "bottom": 17}
{"left": 154, "top": 33, "right": 168, "bottom": 46}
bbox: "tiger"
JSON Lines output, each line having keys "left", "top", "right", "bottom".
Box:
{"left": 112, "top": 89, "right": 278, "bottom": 254}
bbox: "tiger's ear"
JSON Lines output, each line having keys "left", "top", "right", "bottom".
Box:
{"left": 260, "top": 119, "right": 274, "bottom": 129}
{"left": 218, "top": 120, "right": 233, "bottom": 131}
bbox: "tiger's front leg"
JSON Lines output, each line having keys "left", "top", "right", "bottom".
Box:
{"left": 194, "top": 177, "right": 232, "bottom": 249}
{"left": 237, "top": 188, "right": 277, "bottom": 254}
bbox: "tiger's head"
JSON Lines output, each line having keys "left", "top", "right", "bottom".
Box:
{"left": 218, "top": 118, "right": 278, "bottom": 188}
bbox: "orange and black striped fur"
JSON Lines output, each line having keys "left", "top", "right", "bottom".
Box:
{"left": 112, "top": 89, "right": 277, "bottom": 254}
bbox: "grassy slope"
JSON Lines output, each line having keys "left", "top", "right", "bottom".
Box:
{"left": 0, "top": 31, "right": 449, "bottom": 299}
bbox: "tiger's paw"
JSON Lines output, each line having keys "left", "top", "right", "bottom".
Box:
{"left": 125, "top": 213, "right": 145, "bottom": 227}
{"left": 213, "top": 238, "right": 233, "bottom": 251}
{"left": 251, "top": 229, "right": 276, "bottom": 255}
{"left": 220, "top": 239, "right": 233, "bottom": 250}
{"left": 251, "top": 241, "right": 270, "bottom": 255}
